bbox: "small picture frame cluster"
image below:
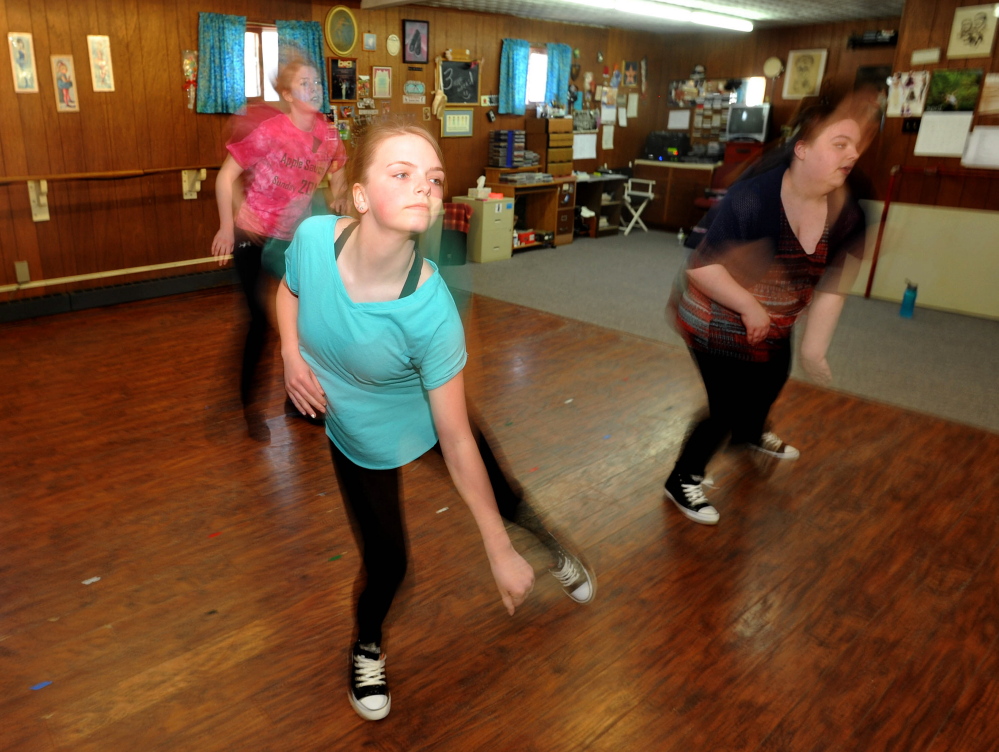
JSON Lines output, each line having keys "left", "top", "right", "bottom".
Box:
{"left": 402, "top": 19, "right": 429, "bottom": 64}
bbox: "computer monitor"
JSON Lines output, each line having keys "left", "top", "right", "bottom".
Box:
{"left": 725, "top": 104, "right": 770, "bottom": 142}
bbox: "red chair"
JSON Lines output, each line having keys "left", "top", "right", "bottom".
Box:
{"left": 693, "top": 160, "right": 746, "bottom": 212}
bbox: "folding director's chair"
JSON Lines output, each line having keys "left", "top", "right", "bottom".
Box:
{"left": 621, "top": 178, "right": 656, "bottom": 236}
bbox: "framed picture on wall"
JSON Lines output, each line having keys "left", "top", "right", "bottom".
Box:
{"left": 324, "top": 6, "right": 358, "bottom": 57}
{"left": 363, "top": 33, "right": 377, "bottom": 52}
{"left": 87, "top": 35, "right": 114, "bottom": 92}
{"left": 783, "top": 48, "right": 827, "bottom": 100}
{"left": 441, "top": 108, "right": 473, "bottom": 138}
{"left": 372, "top": 66, "right": 392, "bottom": 98}
{"left": 622, "top": 60, "right": 639, "bottom": 87}
{"left": 402, "top": 20, "right": 429, "bottom": 64}
{"left": 946, "top": 4, "right": 997, "bottom": 59}
{"left": 51, "top": 54, "right": 80, "bottom": 112}
{"left": 329, "top": 58, "right": 357, "bottom": 102}
{"left": 8, "top": 32, "right": 39, "bottom": 93}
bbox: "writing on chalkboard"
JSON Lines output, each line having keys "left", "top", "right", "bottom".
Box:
{"left": 439, "top": 60, "right": 481, "bottom": 105}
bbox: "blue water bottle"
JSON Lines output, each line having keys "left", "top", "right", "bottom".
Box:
{"left": 900, "top": 280, "right": 917, "bottom": 319}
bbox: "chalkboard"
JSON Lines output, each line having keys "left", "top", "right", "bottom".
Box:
{"left": 439, "top": 60, "right": 480, "bottom": 105}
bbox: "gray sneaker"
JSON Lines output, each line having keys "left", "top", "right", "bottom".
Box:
{"left": 548, "top": 538, "right": 596, "bottom": 604}
{"left": 749, "top": 431, "right": 800, "bottom": 459}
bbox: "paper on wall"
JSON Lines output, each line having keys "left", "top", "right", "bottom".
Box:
{"left": 617, "top": 108, "right": 627, "bottom": 127}
{"left": 962, "top": 126, "right": 999, "bottom": 169}
{"left": 627, "top": 92, "right": 638, "bottom": 117}
{"left": 979, "top": 73, "right": 999, "bottom": 115}
{"left": 600, "top": 103, "right": 616, "bottom": 123}
{"left": 602, "top": 124, "right": 615, "bottom": 150}
{"left": 910, "top": 48, "right": 940, "bottom": 65}
{"left": 573, "top": 132, "right": 597, "bottom": 160}
{"left": 913, "top": 112, "right": 973, "bottom": 157}
{"left": 667, "top": 109, "right": 691, "bottom": 130}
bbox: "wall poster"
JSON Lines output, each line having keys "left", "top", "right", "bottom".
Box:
{"left": 783, "top": 49, "right": 827, "bottom": 100}
{"left": 946, "top": 4, "right": 997, "bottom": 59}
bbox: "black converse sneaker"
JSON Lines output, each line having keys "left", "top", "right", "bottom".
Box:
{"left": 749, "top": 431, "right": 800, "bottom": 459}
{"left": 664, "top": 472, "right": 720, "bottom": 525}
{"left": 348, "top": 642, "right": 390, "bottom": 721}
{"left": 547, "top": 538, "right": 596, "bottom": 604}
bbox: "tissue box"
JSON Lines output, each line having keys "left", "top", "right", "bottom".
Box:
{"left": 468, "top": 187, "right": 491, "bottom": 199}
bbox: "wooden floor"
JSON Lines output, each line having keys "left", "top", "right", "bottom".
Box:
{"left": 2, "top": 287, "right": 998, "bottom": 752}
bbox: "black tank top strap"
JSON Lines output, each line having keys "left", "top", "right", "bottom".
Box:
{"left": 333, "top": 220, "right": 358, "bottom": 259}
{"left": 398, "top": 249, "right": 423, "bottom": 299}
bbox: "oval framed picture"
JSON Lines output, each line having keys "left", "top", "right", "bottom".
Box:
{"left": 325, "top": 6, "right": 358, "bottom": 57}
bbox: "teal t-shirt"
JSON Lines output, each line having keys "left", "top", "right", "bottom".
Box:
{"left": 285, "top": 215, "right": 467, "bottom": 470}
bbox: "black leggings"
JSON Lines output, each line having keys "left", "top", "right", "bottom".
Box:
{"left": 329, "top": 425, "right": 547, "bottom": 646}
{"left": 232, "top": 231, "right": 292, "bottom": 411}
{"left": 672, "top": 345, "right": 792, "bottom": 478}
{"left": 232, "top": 235, "right": 271, "bottom": 411}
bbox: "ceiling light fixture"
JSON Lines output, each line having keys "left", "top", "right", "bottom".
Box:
{"left": 562, "top": 0, "right": 753, "bottom": 32}
{"left": 656, "top": 0, "right": 762, "bottom": 20}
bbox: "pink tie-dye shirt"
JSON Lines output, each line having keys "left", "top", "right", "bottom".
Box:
{"left": 228, "top": 112, "right": 347, "bottom": 240}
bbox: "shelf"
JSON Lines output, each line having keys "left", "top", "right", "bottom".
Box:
{"left": 513, "top": 241, "right": 544, "bottom": 251}
{"left": 600, "top": 200, "right": 622, "bottom": 207}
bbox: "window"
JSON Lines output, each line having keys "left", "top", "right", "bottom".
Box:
{"left": 245, "top": 24, "right": 279, "bottom": 102}
{"left": 744, "top": 77, "right": 766, "bottom": 107}
{"left": 525, "top": 47, "right": 548, "bottom": 105}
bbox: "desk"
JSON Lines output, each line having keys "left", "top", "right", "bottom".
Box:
{"left": 632, "top": 160, "right": 717, "bottom": 231}
{"left": 484, "top": 166, "right": 576, "bottom": 248}
{"left": 573, "top": 173, "right": 628, "bottom": 237}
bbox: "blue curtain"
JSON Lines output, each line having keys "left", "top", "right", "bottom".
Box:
{"left": 545, "top": 43, "right": 572, "bottom": 107}
{"left": 499, "top": 39, "right": 530, "bottom": 115}
{"left": 276, "top": 20, "right": 330, "bottom": 114}
{"left": 196, "top": 13, "right": 246, "bottom": 114}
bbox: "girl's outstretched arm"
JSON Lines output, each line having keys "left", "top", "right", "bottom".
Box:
{"left": 429, "top": 372, "right": 535, "bottom": 615}
{"left": 800, "top": 290, "right": 847, "bottom": 386}
{"left": 211, "top": 155, "right": 243, "bottom": 264}
{"left": 276, "top": 280, "right": 327, "bottom": 417}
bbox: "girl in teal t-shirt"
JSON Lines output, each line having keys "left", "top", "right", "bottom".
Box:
{"left": 276, "top": 121, "right": 592, "bottom": 722}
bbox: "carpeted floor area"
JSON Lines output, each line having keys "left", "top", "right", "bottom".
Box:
{"left": 443, "top": 230, "right": 999, "bottom": 434}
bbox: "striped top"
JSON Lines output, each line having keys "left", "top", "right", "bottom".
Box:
{"left": 675, "top": 165, "right": 866, "bottom": 362}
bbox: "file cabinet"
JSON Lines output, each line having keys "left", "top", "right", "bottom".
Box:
{"left": 452, "top": 196, "right": 515, "bottom": 263}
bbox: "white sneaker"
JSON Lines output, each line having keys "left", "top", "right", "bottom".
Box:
{"left": 749, "top": 431, "right": 800, "bottom": 459}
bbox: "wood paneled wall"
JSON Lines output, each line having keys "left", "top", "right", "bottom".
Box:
{"left": 316, "top": 5, "right": 644, "bottom": 196}
{"left": 646, "top": 17, "right": 902, "bottom": 192}
{"left": 881, "top": 0, "right": 999, "bottom": 208}
{"left": 0, "top": 0, "right": 316, "bottom": 299}
{"left": 0, "top": 0, "right": 993, "bottom": 300}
